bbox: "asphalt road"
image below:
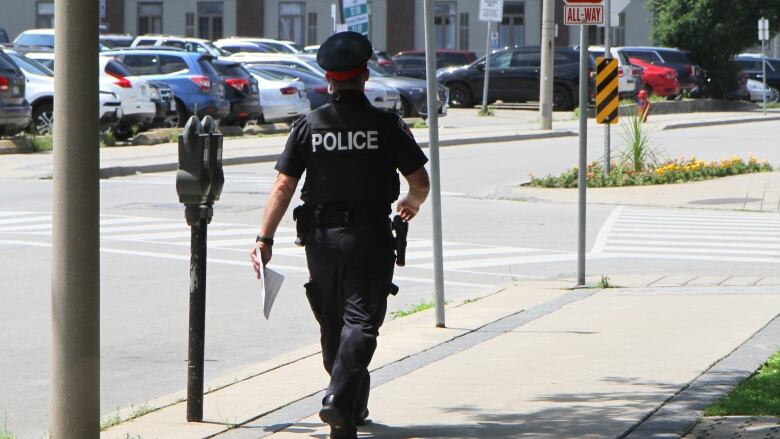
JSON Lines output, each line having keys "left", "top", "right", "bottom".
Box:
{"left": 1, "top": 119, "right": 779, "bottom": 438}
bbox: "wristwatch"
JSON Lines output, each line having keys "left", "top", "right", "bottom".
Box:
{"left": 256, "top": 235, "right": 274, "bottom": 246}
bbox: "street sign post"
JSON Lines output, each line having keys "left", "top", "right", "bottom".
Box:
{"left": 479, "top": 0, "right": 503, "bottom": 113}
{"left": 759, "top": 17, "right": 770, "bottom": 116}
{"left": 342, "top": 0, "right": 369, "bottom": 35}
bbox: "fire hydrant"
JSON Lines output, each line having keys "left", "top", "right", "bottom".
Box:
{"left": 637, "top": 89, "right": 650, "bottom": 122}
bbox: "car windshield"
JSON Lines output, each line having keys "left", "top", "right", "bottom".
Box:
{"left": 8, "top": 53, "right": 53, "bottom": 76}
{"left": 367, "top": 64, "right": 390, "bottom": 77}
{"left": 248, "top": 67, "right": 288, "bottom": 81}
{"left": 266, "top": 42, "right": 297, "bottom": 54}
{"left": 0, "top": 52, "right": 20, "bottom": 72}
{"left": 657, "top": 50, "right": 692, "bottom": 64}
{"left": 15, "top": 33, "right": 55, "bottom": 48}
{"left": 202, "top": 41, "right": 231, "bottom": 57}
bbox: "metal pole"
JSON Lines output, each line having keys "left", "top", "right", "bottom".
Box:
{"left": 186, "top": 205, "right": 209, "bottom": 421}
{"left": 51, "top": 0, "right": 100, "bottom": 437}
{"left": 423, "top": 0, "right": 446, "bottom": 328}
{"left": 603, "top": 0, "right": 611, "bottom": 176}
{"left": 577, "top": 25, "right": 588, "bottom": 286}
{"left": 763, "top": 37, "right": 767, "bottom": 116}
{"left": 481, "top": 20, "right": 492, "bottom": 113}
{"left": 539, "top": 0, "right": 555, "bottom": 129}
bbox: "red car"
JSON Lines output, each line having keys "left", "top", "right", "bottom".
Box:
{"left": 629, "top": 57, "right": 680, "bottom": 97}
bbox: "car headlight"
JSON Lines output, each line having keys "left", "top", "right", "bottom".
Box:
{"left": 149, "top": 87, "right": 160, "bottom": 100}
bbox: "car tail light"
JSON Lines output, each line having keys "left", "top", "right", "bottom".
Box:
{"left": 190, "top": 75, "right": 211, "bottom": 92}
{"left": 684, "top": 64, "right": 693, "bottom": 76}
{"left": 618, "top": 68, "right": 624, "bottom": 77}
{"left": 280, "top": 86, "right": 297, "bottom": 95}
{"left": 313, "top": 86, "right": 329, "bottom": 94}
{"left": 0, "top": 76, "right": 8, "bottom": 91}
{"left": 378, "top": 59, "right": 392, "bottom": 66}
{"left": 225, "top": 77, "right": 249, "bottom": 92}
{"left": 107, "top": 71, "right": 131, "bottom": 88}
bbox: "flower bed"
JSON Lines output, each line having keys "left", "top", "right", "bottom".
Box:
{"left": 528, "top": 157, "right": 773, "bottom": 188}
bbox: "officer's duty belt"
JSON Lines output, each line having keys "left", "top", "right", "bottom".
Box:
{"left": 309, "top": 203, "right": 391, "bottom": 227}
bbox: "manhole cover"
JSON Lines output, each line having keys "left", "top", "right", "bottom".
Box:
{"left": 688, "top": 197, "right": 763, "bottom": 205}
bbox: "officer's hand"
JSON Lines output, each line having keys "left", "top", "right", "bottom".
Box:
{"left": 396, "top": 197, "right": 420, "bottom": 221}
{"left": 250, "top": 242, "right": 273, "bottom": 278}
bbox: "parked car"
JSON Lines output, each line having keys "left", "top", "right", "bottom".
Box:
{"left": 394, "top": 56, "right": 442, "bottom": 79}
{"left": 0, "top": 28, "right": 9, "bottom": 44}
{"left": 214, "top": 40, "right": 279, "bottom": 55}
{"left": 624, "top": 55, "right": 680, "bottom": 97}
{"left": 100, "top": 34, "right": 134, "bottom": 48}
{"left": 302, "top": 45, "right": 319, "bottom": 55}
{"left": 734, "top": 54, "right": 780, "bottom": 90}
{"left": 394, "top": 49, "right": 478, "bottom": 68}
{"left": 367, "top": 63, "right": 448, "bottom": 117}
{"left": 589, "top": 46, "right": 643, "bottom": 98}
{"left": 746, "top": 78, "right": 779, "bottom": 103}
{"left": 0, "top": 49, "right": 31, "bottom": 136}
{"left": 14, "top": 28, "right": 111, "bottom": 51}
{"left": 130, "top": 35, "right": 229, "bottom": 58}
{"left": 147, "top": 82, "right": 177, "bottom": 128}
{"left": 248, "top": 64, "right": 331, "bottom": 109}
{"left": 246, "top": 67, "right": 310, "bottom": 123}
{"left": 228, "top": 53, "right": 401, "bottom": 113}
{"left": 5, "top": 49, "right": 123, "bottom": 134}
{"left": 373, "top": 50, "right": 397, "bottom": 74}
{"left": 212, "top": 60, "right": 262, "bottom": 125}
{"left": 620, "top": 47, "right": 699, "bottom": 94}
{"left": 104, "top": 49, "right": 231, "bottom": 126}
{"left": 101, "top": 57, "right": 157, "bottom": 139}
{"left": 216, "top": 37, "right": 300, "bottom": 54}
{"left": 437, "top": 46, "right": 593, "bottom": 110}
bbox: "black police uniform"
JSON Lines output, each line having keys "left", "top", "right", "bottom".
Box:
{"left": 274, "top": 32, "right": 428, "bottom": 438}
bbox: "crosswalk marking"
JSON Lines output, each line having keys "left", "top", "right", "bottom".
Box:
{"left": 595, "top": 206, "right": 780, "bottom": 264}
{"left": 0, "top": 215, "right": 51, "bottom": 225}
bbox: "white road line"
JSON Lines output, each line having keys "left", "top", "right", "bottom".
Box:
{"left": 604, "top": 245, "right": 780, "bottom": 257}
{"left": 105, "top": 228, "right": 262, "bottom": 241}
{"left": 0, "top": 211, "right": 40, "bottom": 218}
{"left": 611, "top": 227, "right": 780, "bottom": 236}
{"left": 602, "top": 251, "right": 780, "bottom": 265}
{"left": 405, "top": 246, "right": 546, "bottom": 261}
{"left": 620, "top": 213, "right": 780, "bottom": 223}
{"left": 610, "top": 232, "right": 780, "bottom": 242}
{"left": 409, "top": 252, "right": 609, "bottom": 270}
{"left": 607, "top": 239, "right": 780, "bottom": 250}
{"left": 0, "top": 215, "right": 52, "bottom": 225}
{"left": 616, "top": 218, "right": 780, "bottom": 227}
{"left": 592, "top": 206, "right": 624, "bottom": 254}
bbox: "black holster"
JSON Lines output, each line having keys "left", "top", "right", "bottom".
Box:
{"left": 293, "top": 205, "right": 308, "bottom": 247}
{"left": 392, "top": 215, "right": 408, "bottom": 267}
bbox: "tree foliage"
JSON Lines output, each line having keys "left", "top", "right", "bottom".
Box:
{"left": 648, "top": 0, "right": 780, "bottom": 98}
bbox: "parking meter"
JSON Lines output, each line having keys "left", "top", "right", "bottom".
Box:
{"left": 176, "top": 116, "right": 211, "bottom": 206}
{"left": 202, "top": 116, "right": 224, "bottom": 204}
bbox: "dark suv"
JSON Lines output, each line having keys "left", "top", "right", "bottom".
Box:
{"left": 0, "top": 50, "right": 31, "bottom": 135}
{"left": 621, "top": 47, "right": 700, "bottom": 93}
{"left": 436, "top": 46, "right": 593, "bottom": 110}
{"left": 734, "top": 55, "right": 780, "bottom": 89}
{"left": 212, "top": 60, "right": 262, "bottom": 126}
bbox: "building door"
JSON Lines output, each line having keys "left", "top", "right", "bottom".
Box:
{"left": 279, "top": 2, "right": 305, "bottom": 46}
{"left": 198, "top": 2, "right": 224, "bottom": 40}
{"left": 498, "top": 1, "right": 524, "bottom": 48}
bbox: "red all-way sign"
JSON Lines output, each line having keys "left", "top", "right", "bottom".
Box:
{"left": 565, "top": 0, "right": 603, "bottom": 3}
{"left": 564, "top": 4, "right": 604, "bottom": 25}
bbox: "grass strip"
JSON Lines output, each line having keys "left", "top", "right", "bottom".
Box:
{"left": 390, "top": 299, "right": 443, "bottom": 319}
{"left": 705, "top": 350, "right": 780, "bottom": 416}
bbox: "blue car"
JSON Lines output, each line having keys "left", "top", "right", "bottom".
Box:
{"left": 103, "top": 48, "right": 230, "bottom": 126}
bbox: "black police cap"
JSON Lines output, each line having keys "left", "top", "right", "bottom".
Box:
{"left": 317, "top": 31, "right": 373, "bottom": 74}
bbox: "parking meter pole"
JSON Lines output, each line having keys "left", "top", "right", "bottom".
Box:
{"left": 186, "top": 204, "right": 210, "bottom": 422}
{"left": 763, "top": 38, "right": 767, "bottom": 116}
{"left": 51, "top": 0, "right": 101, "bottom": 437}
{"left": 603, "top": 0, "right": 611, "bottom": 176}
{"left": 539, "top": 0, "right": 555, "bottom": 130}
{"left": 481, "top": 20, "right": 492, "bottom": 114}
{"left": 424, "top": 0, "right": 446, "bottom": 328}
{"left": 577, "top": 25, "right": 589, "bottom": 287}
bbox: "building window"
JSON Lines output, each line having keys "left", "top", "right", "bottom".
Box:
{"left": 307, "top": 12, "right": 317, "bottom": 45}
{"left": 138, "top": 2, "right": 163, "bottom": 35}
{"left": 498, "top": 1, "right": 524, "bottom": 47}
{"left": 198, "top": 2, "right": 224, "bottom": 40}
{"left": 434, "top": 2, "right": 457, "bottom": 49}
{"left": 459, "top": 12, "right": 469, "bottom": 50}
{"left": 186, "top": 13, "right": 195, "bottom": 37}
{"left": 36, "top": 2, "right": 55, "bottom": 28}
{"left": 279, "top": 2, "right": 304, "bottom": 46}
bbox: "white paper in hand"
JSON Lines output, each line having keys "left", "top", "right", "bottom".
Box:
{"left": 257, "top": 249, "right": 285, "bottom": 319}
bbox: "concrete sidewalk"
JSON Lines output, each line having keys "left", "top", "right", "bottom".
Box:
{"left": 101, "top": 276, "right": 780, "bottom": 439}
{"left": 2, "top": 109, "right": 778, "bottom": 180}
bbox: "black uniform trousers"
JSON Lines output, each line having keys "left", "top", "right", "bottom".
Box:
{"left": 304, "top": 222, "right": 396, "bottom": 412}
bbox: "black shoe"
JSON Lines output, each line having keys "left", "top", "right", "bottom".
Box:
{"left": 354, "top": 408, "right": 369, "bottom": 426}
{"left": 320, "top": 395, "right": 356, "bottom": 438}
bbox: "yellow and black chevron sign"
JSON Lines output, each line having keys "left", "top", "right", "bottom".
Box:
{"left": 596, "top": 57, "right": 619, "bottom": 124}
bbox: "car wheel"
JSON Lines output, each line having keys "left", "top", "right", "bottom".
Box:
{"left": 32, "top": 103, "right": 54, "bottom": 136}
{"left": 399, "top": 96, "right": 412, "bottom": 117}
{"left": 448, "top": 83, "right": 473, "bottom": 108}
{"left": 552, "top": 85, "right": 574, "bottom": 111}
{"left": 173, "top": 100, "right": 192, "bottom": 128}
{"left": 769, "top": 87, "right": 780, "bottom": 104}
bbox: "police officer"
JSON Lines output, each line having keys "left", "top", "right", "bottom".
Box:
{"left": 250, "top": 32, "right": 430, "bottom": 439}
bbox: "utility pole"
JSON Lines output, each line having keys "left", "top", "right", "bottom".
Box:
{"left": 51, "top": 0, "right": 101, "bottom": 437}
{"left": 539, "top": 0, "right": 556, "bottom": 130}
{"left": 481, "top": 20, "right": 493, "bottom": 113}
{"left": 423, "top": 0, "right": 446, "bottom": 328}
{"left": 603, "top": 0, "right": 611, "bottom": 175}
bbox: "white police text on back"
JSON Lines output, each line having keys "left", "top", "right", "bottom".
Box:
{"left": 311, "top": 131, "right": 379, "bottom": 152}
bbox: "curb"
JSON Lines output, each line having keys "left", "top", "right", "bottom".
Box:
{"left": 97, "top": 130, "right": 577, "bottom": 178}
{"left": 0, "top": 137, "right": 33, "bottom": 154}
{"left": 660, "top": 115, "right": 780, "bottom": 130}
